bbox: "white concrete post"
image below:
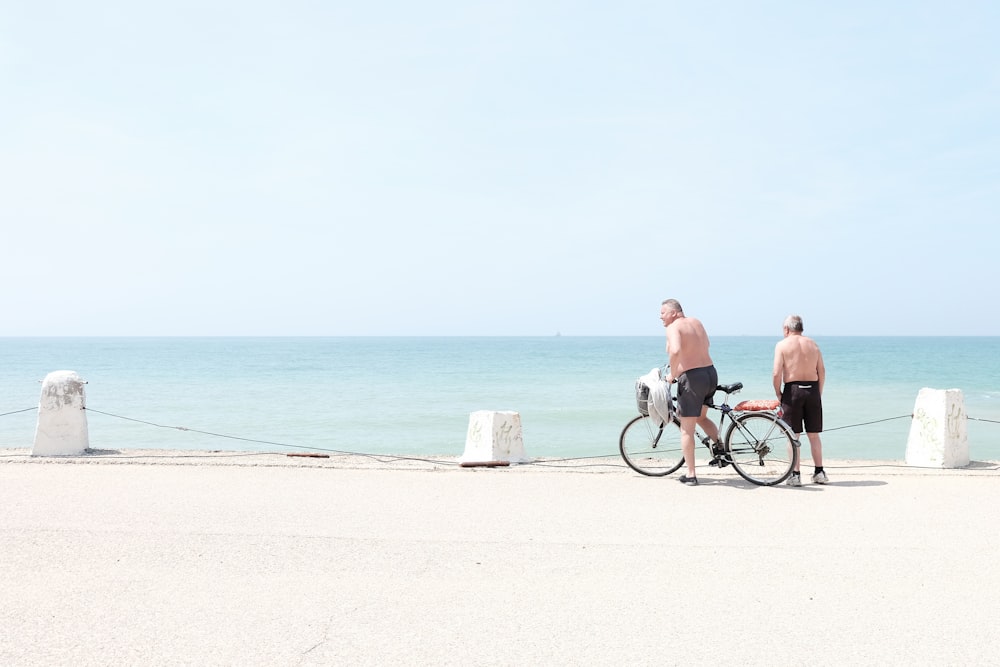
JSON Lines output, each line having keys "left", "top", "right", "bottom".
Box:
{"left": 460, "top": 410, "right": 530, "bottom": 465}
{"left": 33, "top": 370, "right": 90, "bottom": 456}
{"left": 905, "top": 388, "right": 968, "bottom": 468}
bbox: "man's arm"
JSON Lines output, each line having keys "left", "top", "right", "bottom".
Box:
{"left": 664, "top": 327, "right": 680, "bottom": 382}
{"left": 816, "top": 348, "right": 826, "bottom": 394}
{"left": 772, "top": 344, "right": 784, "bottom": 399}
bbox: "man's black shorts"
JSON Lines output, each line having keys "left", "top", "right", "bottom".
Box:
{"left": 676, "top": 365, "right": 718, "bottom": 418}
{"left": 780, "top": 381, "right": 823, "bottom": 434}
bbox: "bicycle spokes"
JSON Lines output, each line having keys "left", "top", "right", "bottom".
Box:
{"left": 619, "top": 414, "right": 685, "bottom": 477}
{"left": 725, "top": 412, "right": 797, "bottom": 485}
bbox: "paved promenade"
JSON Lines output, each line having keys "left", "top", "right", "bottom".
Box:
{"left": 2, "top": 450, "right": 999, "bottom": 666}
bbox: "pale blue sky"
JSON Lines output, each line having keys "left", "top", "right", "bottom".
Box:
{"left": 2, "top": 1, "right": 997, "bottom": 336}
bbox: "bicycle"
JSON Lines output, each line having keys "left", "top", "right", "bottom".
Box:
{"left": 619, "top": 371, "right": 800, "bottom": 486}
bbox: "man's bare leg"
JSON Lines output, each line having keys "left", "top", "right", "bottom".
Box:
{"left": 679, "top": 416, "right": 698, "bottom": 477}
{"left": 806, "top": 433, "right": 823, "bottom": 467}
{"left": 697, "top": 405, "right": 720, "bottom": 444}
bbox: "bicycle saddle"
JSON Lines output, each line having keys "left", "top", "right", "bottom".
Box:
{"left": 717, "top": 382, "right": 743, "bottom": 394}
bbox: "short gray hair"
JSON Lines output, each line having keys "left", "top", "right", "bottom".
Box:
{"left": 783, "top": 315, "right": 804, "bottom": 332}
{"left": 661, "top": 299, "right": 683, "bottom": 313}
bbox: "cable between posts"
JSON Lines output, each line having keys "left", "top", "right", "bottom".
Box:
{"left": 82, "top": 407, "right": 460, "bottom": 467}
{"left": 0, "top": 408, "right": 36, "bottom": 418}
{"left": 14, "top": 406, "right": 995, "bottom": 471}
{"left": 823, "top": 415, "right": 911, "bottom": 432}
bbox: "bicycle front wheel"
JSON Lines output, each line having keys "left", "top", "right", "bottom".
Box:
{"left": 724, "top": 412, "right": 798, "bottom": 486}
{"left": 619, "top": 414, "right": 684, "bottom": 477}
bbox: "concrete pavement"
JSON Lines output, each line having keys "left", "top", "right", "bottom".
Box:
{"left": 2, "top": 450, "right": 999, "bottom": 666}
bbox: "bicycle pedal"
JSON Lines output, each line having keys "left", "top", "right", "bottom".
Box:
{"left": 708, "top": 458, "right": 730, "bottom": 468}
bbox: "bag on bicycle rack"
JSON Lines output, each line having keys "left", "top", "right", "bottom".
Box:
{"left": 646, "top": 380, "right": 672, "bottom": 426}
{"left": 635, "top": 368, "right": 673, "bottom": 426}
{"left": 635, "top": 379, "right": 650, "bottom": 416}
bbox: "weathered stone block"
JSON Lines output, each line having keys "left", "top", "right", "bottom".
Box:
{"left": 905, "top": 388, "right": 968, "bottom": 468}
{"left": 33, "top": 370, "right": 90, "bottom": 456}
{"left": 460, "top": 410, "right": 530, "bottom": 464}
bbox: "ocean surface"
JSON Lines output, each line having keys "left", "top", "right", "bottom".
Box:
{"left": 2, "top": 337, "right": 999, "bottom": 461}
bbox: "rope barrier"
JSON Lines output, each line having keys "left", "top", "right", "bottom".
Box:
{"left": 0, "top": 408, "right": 36, "bottom": 418}
{"left": 82, "top": 408, "right": 460, "bottom": 468}
{"left": 969, "top": 417, "right": 1000, "bottom": 425}
{"left": 822, "top": 461, "right": 1000, "bottom": 472}
{"left": 80, "top": 408, "right": 635, "bottom": 468}
{"left": 823, "top": 415, "right": 912, "bottom": 432}
{"left": 2, "top": 406, "right": 994, "bottom": 471}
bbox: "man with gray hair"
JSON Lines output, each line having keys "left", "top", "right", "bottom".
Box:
{"left": 660, "top": 298, "right": 722, "bottom": 486}
{"left": 773, "top": 315, "right": 827, "bottom": 486}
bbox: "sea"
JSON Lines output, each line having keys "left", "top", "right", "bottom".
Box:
{"left": 2, "top": 337, "right": 999, "bottom": 462}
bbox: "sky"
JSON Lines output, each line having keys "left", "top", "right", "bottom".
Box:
{"left": 1, "top": 1, "right": 998, "bottom": 336}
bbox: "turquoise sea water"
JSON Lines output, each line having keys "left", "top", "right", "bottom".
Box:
{"left": 1, "top": 337, "right": 999, "bottom": 461}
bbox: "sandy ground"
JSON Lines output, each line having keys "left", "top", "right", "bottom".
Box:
{"left": 2, "top": 449, "right": 1000, "bottom": 666}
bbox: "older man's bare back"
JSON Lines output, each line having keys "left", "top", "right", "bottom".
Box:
{"left": 665, "top": 316, "right": 713, "bottom": 377}
{"left": 773, "top": 334, "right": 824, "bottom": 387}
{"left": 773, "top": 315, "right": 827, "bottom": 481}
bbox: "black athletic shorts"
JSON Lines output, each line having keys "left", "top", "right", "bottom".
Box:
{"left": 780, "top": 381, "right": 823, "bottom": 434}
{"left": 675, "top": 365, "right": 718, "bottom": 418}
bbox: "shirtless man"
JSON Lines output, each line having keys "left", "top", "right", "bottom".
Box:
{"left": 660, "top": 299, "right": 721, "bottom": 486}
{"left": 772, "top": 314, "right": 827, "bottom": 486}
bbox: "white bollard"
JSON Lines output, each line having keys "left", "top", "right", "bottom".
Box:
{"left": 460, "top": 410, "right": 530, "bottom": 465}
{"left": 33, "top": 370, "right": 90, "bottom": 456}
{"left": 905, "top": 388, "right": 969, "bottom": 468}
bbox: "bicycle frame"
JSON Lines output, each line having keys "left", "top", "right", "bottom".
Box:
{"left": 619, "top": 374, "right": 800, "bottom": 484}
{"left": 705, "top": 393, "right": 797, "bottom": 459}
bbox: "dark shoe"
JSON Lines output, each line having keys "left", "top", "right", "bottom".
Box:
{"left": 708, "top": 444, "right": 730, "bottom": 468}
{"left": 679, "top": 474, "right": 699, "bottom": 486}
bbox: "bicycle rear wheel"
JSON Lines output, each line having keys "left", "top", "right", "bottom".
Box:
{"left": 724, "top": 412, "right": 798, "bottom": 486}
{"left": 619, "top": 414, "right": 684, "bottom": 477}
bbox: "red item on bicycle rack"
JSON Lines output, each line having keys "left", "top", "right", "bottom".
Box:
{"left": 733, "top": 399, "right": 780, "bottom": 412}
